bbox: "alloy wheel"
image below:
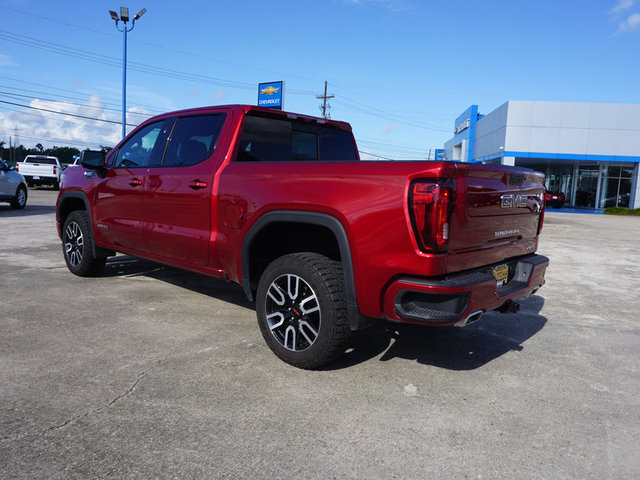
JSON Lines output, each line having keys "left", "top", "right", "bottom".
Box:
{"left": 265, "top": 274, "right": 321, "bottom": 352}
{"left": 64, "top": 221, "right": 84, "bottom": 268}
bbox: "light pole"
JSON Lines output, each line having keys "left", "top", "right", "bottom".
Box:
{"left": 109, "top": 7, "right": 146, "bottom": 139}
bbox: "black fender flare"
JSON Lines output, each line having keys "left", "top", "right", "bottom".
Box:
{"left": 241, "top": 210, "right": 370, "bottom": 330}
{"left": 57, "top": 191, "right": 113, "bottom": 258}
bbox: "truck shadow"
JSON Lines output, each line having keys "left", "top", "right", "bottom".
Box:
{"left": 101, "top": 255, "right": 547, "bottom": 371}
{"left": 331, "top": 296, "right": 547, "bottom": 371}
{"left": 102, "top": 255, "right": 254, "bottom": 310}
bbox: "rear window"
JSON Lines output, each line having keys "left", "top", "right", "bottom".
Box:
{"left": 236, "top": 115, "right": 357, "bottom": 162}
{"left": 25, "top": 157, "right": 57, "bottom": 165}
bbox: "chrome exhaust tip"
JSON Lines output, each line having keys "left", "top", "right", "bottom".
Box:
{"left": 454, "top": 310, "right": 483, "bottom": 327}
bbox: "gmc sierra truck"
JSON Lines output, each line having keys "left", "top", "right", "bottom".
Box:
{"left": 56, "top": 105, "right": 549, "bottom": 369}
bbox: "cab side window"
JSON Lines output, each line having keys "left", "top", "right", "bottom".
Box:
{"left": 162, "top": 114, "right": 225, "bottom": 167}
{"left": 112, "top": 121, "right": 163, "bottom": 168}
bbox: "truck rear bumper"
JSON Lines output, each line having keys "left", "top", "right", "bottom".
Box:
{"left": 383, "top": 254, "right": 549, "bottom": 326}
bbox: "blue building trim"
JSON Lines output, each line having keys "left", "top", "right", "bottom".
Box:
{"left": 473, "top": 151, "right": 640, "bottom": 164}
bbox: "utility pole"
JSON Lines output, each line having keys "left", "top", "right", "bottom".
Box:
{"left": 316, "top": 81, "right": 335, "bottom": 119}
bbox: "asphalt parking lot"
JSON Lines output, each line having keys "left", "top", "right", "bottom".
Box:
{"left": 1, "top": 189, "right": 639, "bottom": 479}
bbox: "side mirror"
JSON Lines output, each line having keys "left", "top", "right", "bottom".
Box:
{"left": 80, "top": 150, "right": 106, "bottom": 168}
{"left": 80, "top": 150, "right": 107, "bottom": 177}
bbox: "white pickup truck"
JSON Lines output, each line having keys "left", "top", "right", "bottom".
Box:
{"left": 15, "top": 155, "right": 63, "bottom": 190}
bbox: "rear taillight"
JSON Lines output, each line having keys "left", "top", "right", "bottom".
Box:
{"left": 410, "top": 181, "right": 452, "bottom": 253}
{"left": 53, "top": 166, "right": 57, "bottom": 175}
{"left": 15, "top": 163, "right": 19, "bottom": 172}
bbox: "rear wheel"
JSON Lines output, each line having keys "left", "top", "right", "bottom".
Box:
{"left": 62, "top": 210, "right": 106, "bottom": 276}
{"left": 256, "top": 252, "right": 350, "bottom": 369}
{"left": 10, "top": 185, "right": 27, "bottom": 209}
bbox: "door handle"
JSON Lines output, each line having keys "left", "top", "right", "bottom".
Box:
{"left": 189, "top": 180, "right": 208, "bottom": 190}
{"left": 129, "top": 178, "right": 143, "bottom": 187}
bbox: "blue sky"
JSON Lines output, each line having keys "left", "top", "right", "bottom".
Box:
{"left": 1, "top": 0, "right": 640, "bottom": 159}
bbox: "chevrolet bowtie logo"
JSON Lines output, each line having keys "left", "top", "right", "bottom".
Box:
{"left": 260, "top": 86, "right": 280, "bottom": 96}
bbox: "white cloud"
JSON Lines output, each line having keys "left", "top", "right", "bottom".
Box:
{"left": 0, "top": 54, "right": 17, "bottom": 67}
{"left": 384, "top": 122, "right": 397, "bottom": 134}
{"left": 0, "top": 95, "right": 155, "bottom": 149}
{"left": 616, "top": 12, "right": 640, "bottom": 32}
{"left": 611, "top": 0, "right": 635, "bottom": 14}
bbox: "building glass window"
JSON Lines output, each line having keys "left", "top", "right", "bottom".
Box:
{"left": 574, "top": 165, "right": 599, "bottom": 208}
{"left": 600, "top": 165, "right": 632, "bottom": 208}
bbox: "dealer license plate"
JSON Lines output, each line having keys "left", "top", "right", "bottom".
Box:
{"left": 492, "top": 264, "right": 509, "bottom": 287}
{"left": 33, "top": 176, "right": 40, "bottom": 180}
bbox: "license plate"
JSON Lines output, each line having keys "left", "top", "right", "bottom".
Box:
{"left": 33, "top": 176, "right": 40, "bottom": 180}
{"left": 492, "top": 264, "right": 509, "bottom": 287}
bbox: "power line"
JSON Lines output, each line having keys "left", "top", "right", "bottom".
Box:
{"left": 0, "top": 29, "right": 317, "bottom": 96}
{"left": 0, "top": 74, "right": 163, "bottom": 114}
{"left": 0, "top": 99, "right": 138, "bottom": 126}
{"left": 0, "top": 90, "right": 152, "bottom": 119}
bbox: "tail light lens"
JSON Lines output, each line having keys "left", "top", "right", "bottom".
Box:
{"left": 15, "top": 163, "right": 19, "bottom": 172}
{"left": 538, "top": 201, "right": 545, "bottom": 235}
{"left": 409, "top": 181, "right": 452, "bottom": 253}
{"left": 53, "top": 166, "right": 57, "bottom": 175}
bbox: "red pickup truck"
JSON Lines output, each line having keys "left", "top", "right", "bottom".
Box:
{"left": 56, "top": 105, "right": 548, "bottom": 369}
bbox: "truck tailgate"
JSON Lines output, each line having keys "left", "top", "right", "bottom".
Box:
{"left": 446, "top": 164, "right": 544, "bottom": 271}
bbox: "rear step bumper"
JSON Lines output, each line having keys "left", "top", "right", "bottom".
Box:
{"left": 384, "top": 254, "right": 549, "bottom": 326}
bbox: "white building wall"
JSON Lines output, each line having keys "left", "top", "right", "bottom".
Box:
{"left": 504, "top": 101, "right": 640, "bottom": 157}
{"left": 473, "top": 102, "right": 508, "bottom": 159}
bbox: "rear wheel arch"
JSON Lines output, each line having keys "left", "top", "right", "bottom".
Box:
{"left": 241, "top": 211, "right": 368, "bottom": 330}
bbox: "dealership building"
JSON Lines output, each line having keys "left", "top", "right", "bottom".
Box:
{"left": 443, "top": 101, "right": 640, "bottom": 209}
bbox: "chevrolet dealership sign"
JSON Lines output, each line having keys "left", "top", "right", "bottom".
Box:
{"left": 258, "top": 81, "right": 284, "bottom": 110}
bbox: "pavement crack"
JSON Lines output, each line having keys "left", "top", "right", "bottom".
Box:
{"left": 107, "top": 368, "right": 151, "bottom": 407}
{"left": 0, "top": 366, "right": 154, "bottom": 445}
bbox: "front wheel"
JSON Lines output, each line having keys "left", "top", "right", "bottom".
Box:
{"left": 256, "top": 252, "right": 350, "bottom": 369}
{"left": 62, "top": 210, "right": 106, "bottom": 276}
{"left": 10, "top": 185, "right": 27, "bottom": 209}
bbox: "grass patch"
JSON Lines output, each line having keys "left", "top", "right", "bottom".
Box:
{"left": 604, "top": 207, "right": 640, "bottom": 216}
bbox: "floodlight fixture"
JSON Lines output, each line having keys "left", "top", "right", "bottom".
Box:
{"left": 109, "top": 10, "right": 120, "bottom": 22}
{"left": 120, "top": 6, "right": 129, "bottom": 22}
{"left": 133, "top": 8, "right": 147, "bottom": 21}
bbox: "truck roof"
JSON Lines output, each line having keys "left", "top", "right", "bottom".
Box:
{"left": 142, "top": 104, "right": 353, "bottom": 132}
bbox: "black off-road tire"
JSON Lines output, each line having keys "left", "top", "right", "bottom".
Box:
{"left": 256, "top": 252, "right": 350, "bottom": 369}
{"left": 10, "top": 184, "right": 27, "bottom": 209}
{"left": 62, "top": 210, "right": 107, "bottom": 276}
